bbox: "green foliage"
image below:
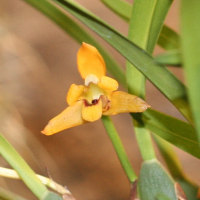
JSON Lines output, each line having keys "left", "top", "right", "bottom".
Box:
{"left": 101, "top": 0, "right": 180, "bottom": 51}
{"left": 155, "top": 50, "right": 181, "bottom": 66}
{"left": 181, "top": 0, "right": 200, "bottom": 143}
{"left": 0, "top": 186, "right": 28, "bottom": 200}
{"left": 1, "top": 0, "right": 200, "bottom": 199}
{"left": 141, "top": 109, "right": 200, "bottom": 159}
{"left": 0, "top": 134, "right": 48, "bottom": 199}
{"left": 0, "top": 134, "right": 62, "bottom": 199}
{"left": 138, "top": 160, "right": 177, "bottom": 200}
{"left": 53, "top": 0, "right": 192, "bottom": 124}
{"left": 22, "top": 0, "right": 126, "bottom": 86}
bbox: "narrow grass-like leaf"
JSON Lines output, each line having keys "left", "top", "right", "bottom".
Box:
{"left": 100, "top": 0, "right": 131, "bottom": 21}
{"left": 0, "top": 134, "right": 48, "bottom": 199}
{"left": 155, "top": 50, "right": 181, "bottom": 66}
{"left": 52, "top": 0, "right": 192, "bottom": 124}
{"left": 101, "top": 116, "right": 137, "bottom": 183}
{"left": 153, "top": 136, "right": 186, "bottom": 179}
{"left": 22, "top": 0, "right": 125, "bottom": 86}
{"left": 0, "top": 134, "right": 62, "bottom": 200}
{"left": 138, "top": 160, "right": 177, "bottom": 200}
{"left": 134, "top": 109, "right": 200, "bottom": 159}
{"left": 0, "top": 187, "right": 27, "bottom": 200}
{"left": 158, "top": 25, "right": 180, "bottom": 50}
{"left": 144, "top": 0, "right": 173, "bottom": 53}
{"left": 100, "top": 0, "right": 179, "bottom": 51}
{"left": 127, "top": 0, "right": 173, "bottom": 54}
{"left": 181, "top": 0, "right": 200, "bottom": 143}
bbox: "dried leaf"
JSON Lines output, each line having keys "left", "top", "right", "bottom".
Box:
{"left": 130, "top": 180, "right": 140, "bottom": 200}
{"left": 175, "top": 182, "right": 187, "bottom": 200}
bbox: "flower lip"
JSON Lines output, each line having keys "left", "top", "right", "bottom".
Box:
{"left": 87, "top": 82, "right": 104, "bottom": 103}
{"left": 82, "top": 98, "right": 103, "bottom": 122}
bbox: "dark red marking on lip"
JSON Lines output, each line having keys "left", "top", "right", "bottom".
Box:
{"left": 83, "top": 99, "right": 99, "bottom": 107}
{"left": 92, "top": 99, "right": 98, "bottom": 105}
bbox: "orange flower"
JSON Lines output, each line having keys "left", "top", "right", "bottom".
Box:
{"left": 42, "top": 43, "right": 150, "bottom": 135}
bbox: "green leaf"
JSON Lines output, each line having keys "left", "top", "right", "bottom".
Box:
{"left": 135, "top": 109, "right": 200, "bottom": 159}
{"left": 158, "top": 25, "right": 180, "bottom": 50}
{"left": 144, "top": 0, "right": 173, "bottom": 53}
{"left": 181, "top": 0, "right": 200, "bottom": 143}
{"left": 100, "top": 0, "right": 180, "bottom": 51}
{"left": 138, "top": 160, "right": 177, "bottom": 200}
{"left": 127, "top": 0, "right": 173, "bottom": 54}
{"left": 52, "top": 0, "right": 192, "bottom": 124}
{"left": 153, "top": 136, "right": 186, "bottom": 179}
{"left": 0, "top": 133, "right": 47, "bottom": 199}
{"left": 100, "top": 0, "right": 131, "bottom": 21}
{"left": 155, "top": 50, "right": 181, "bottom": 66}
{"left": 22, "top": 0, "right": 126, "bottom": 86}
{"left": 0, "top": 186, "right": 27, "bottom": 200}
{"left": 101, "top": 116, "right": 137, "bottom": 182}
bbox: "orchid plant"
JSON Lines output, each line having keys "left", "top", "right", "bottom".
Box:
{"left": 0, "top": 0, "right": 200, "bottom": 200}
{"left": 42, "top": 42, "right": 149, "bottom": 135}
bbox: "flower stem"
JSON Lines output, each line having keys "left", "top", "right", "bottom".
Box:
{"left": 101, "top": 116, "right": 137, "bottom": 183}
{"left": 126, "top": 0, "right": 172, "bottom": 161}
{"left": 133, "top": 118, "right": 156, "bottom": 161}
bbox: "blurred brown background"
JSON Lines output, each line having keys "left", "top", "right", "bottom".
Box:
{"left": 0, "top": 0, "right": 200, "bottom": 200}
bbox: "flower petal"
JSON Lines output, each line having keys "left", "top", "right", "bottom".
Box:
{"left": 98, "top": 76, "right": 119, "bottom": 91}
{"left": 103, "top": 91, "right": 150, "bottom": 115}
{"left": 67, "top": 84, "right": 86, "bottom": 105}
{"left": 77, "top": 42, "right": 106, "bottom": 79}
{"left": 82, "top": 98, "right": 102, "bottom": 122}
{"left": 41, "top": 101, "right": 86, "bottom": 135}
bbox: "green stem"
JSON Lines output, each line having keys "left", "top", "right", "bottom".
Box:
{"left": 133, "top": 120, "right": 156, "bottom": 161}
{"left": 126, "top": 0, "right": 159, "bottom": 161}
{"left": 126, "top": 0, "right": 173, "bottom": 161}
{"left": 101, "top": 116, "right": 137, "bottom": 183}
